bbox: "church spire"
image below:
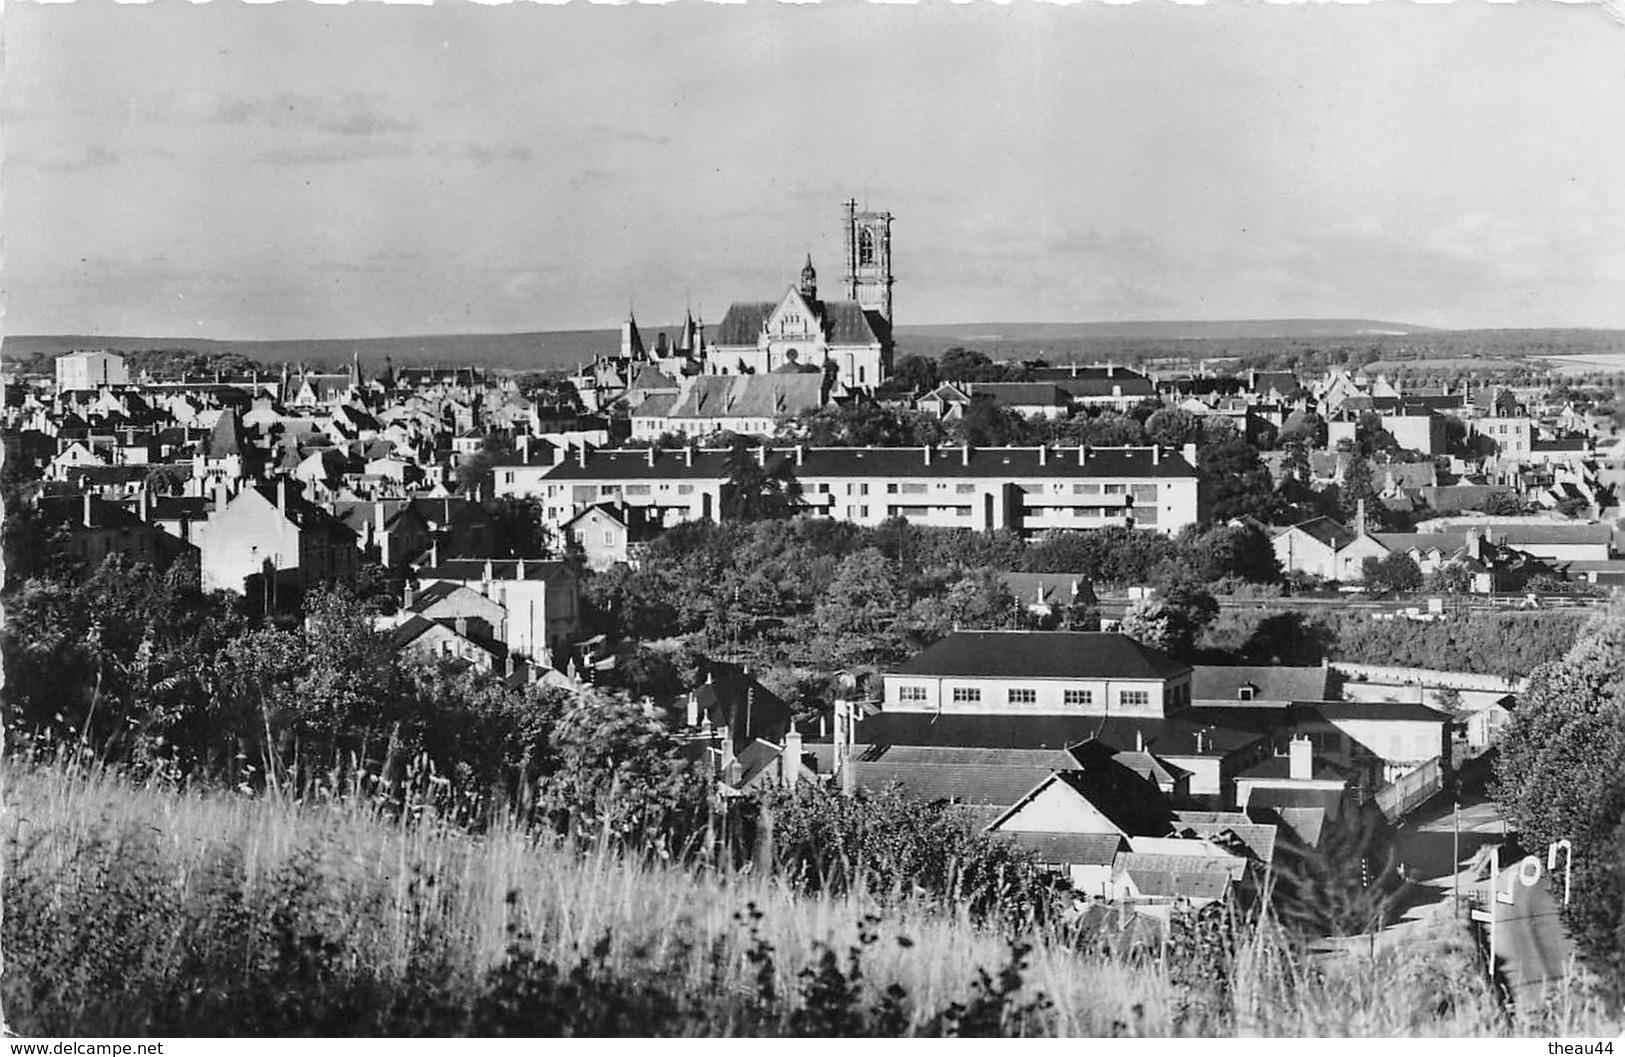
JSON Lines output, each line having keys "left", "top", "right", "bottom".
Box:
{"left": 621, "top": 304, "right": 646, "bottom": 359}
{"left": 799, "top": 253, "right": 818, "bottom": 301}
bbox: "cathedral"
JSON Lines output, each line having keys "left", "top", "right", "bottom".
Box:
{"left": 606, "top": 200, "right": 896, "bottom": 394}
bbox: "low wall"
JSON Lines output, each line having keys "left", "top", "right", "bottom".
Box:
{"left": 1331, "top": 661, "right": 1525, "bottom": 694}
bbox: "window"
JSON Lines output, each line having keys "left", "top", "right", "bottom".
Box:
{"left": 1007, "top": 688, "right": 1036, "bottom": 705}
{"left": 1104, "top": 483, "right": 1126, "bottom": 495}
{"left": 951, "top": 687, "right": 981, "bottom": 704}
{"left": 898, "top": 685, "right": 927, "bottom": 703}
{"left": 858, "top": 226, "right": 876, "bottom": 266}
{"left": 1063, "top": 689, "right": 1093, "bottom": 707}
{"left": 503, "top": 472, "right": 515, "bottom": 484}
{"left": 1132, "top": 484, "right": 1157, "bottom": 501}
{"left": 677, "top": 484, "right": 694, "bottom": 495}
{"left": 1138, "top": 507, "right": 1159, "bottom": 524}
{"left": 887, "top": 483, "right": 899, "bottom": 494}
{"left": 1120, "top": 689, "right": 1151, "bottom": 708}
{"left": 602, "top": 531, "right": 615, "bottom": 546}
{"left": 955, "top": 506, "right": 972, "bottom": 517}
{"left": 956, "top": 483, "right": 975, "bottom": 494}
{"left": 1075, "top": 483, "right": 1100, "bottom": 495}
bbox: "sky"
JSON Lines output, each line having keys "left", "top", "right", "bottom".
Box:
{"left": 5, "top": 1, "right": 1625, "bottom": 340}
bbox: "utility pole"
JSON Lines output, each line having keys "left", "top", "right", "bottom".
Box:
{"left": 1453, "top": 798, "right": 1461, "bottom": 907}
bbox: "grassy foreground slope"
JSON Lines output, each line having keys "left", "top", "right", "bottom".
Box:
{"left": 0, "top": 765, "right": 1601, "bottom": 1037}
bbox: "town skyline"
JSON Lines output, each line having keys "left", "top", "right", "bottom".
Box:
{"left": 7, "top": 2, "right": 1625, "bottom": 340}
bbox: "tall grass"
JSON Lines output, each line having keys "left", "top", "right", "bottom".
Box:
{"left": 2, "top": 763, "right": 1615, "bottom": 1036}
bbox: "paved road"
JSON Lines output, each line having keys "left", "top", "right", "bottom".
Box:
{"left": 1390, "top": 762, "right": 1582, "bottom": 1008}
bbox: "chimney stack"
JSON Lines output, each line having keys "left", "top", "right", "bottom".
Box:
{"left": 1181, "top": 442, "right": 1198, "bottom": 466}
{"left": 1289, "top": 736, "right": 1313, "bottom": 781}
{"left": 576, "top": 444, "right": 587, "bottom": 468}
{"left": 961, "top": 444, "right": 970, "bottom": 467}
{"left": 82, "top": 491, "right": 93, "bottom": 528}
{"left": 782, "top": 729, "right": 804, "bottom": 787}
{"left": 1356, "top": 498, "right": 1368, "bottom": 536}
{"left": 923, "top": 446, "right": 932, "bottom": 466}
{"left": 686, "top": 692, "right": 700, "bottom": 729}
{"left": 1038, "top": 445, "right": 1047, "bottom": 466}
{"left": 276, "top": 479, "right": 287, "bottom": 515}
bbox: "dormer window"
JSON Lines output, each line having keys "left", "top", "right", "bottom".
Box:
{"left": 1238, "top": 685, "right": 1256, "bottom": 702}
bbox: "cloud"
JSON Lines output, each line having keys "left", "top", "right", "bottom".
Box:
{"left": 460, "top": 142, "right": 535, "bottom": 166}
{"left": 16, "top": 143, "right": 118, "bottom": 172}
{"left": 252, "top": 139, "right": 415, "bottom": 167}
{"left": 212, "top": 92, "right": 417, "bottom": 137}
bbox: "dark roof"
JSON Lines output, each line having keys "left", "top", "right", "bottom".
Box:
{"left": 1275, "top": 516, "right": 1354, "bottom": 549}
{"left": 1294, "top": 701, "right": 1451, "bottom": 724}
{"left": 417, "top": 558, "right": 575, "bottom": 582}
{"left": 1236, "top": 754, "right": 1344, "bottom": 782}
{"left": 1172, "top": 811, "right": 1278, "bottom": 867}
{"left": 712, "top": 302, "right": 776, "bottom": 346}
{"left": 995, "top": 830, "right": 1124, "bottom": 866}
{"left": 1190, "top": 665, "right": 1331, "bottom": 706}
{"left": 854, "top": 712, "right": 1265, "bottom": 759}
{"left": 999, "top": 572, "right": 1098, "bottom": 608}
{"left": 968, "top": 382, "right": 1072, "bottom": 407}
{"left": 849, "top": 754, "right": 1058, "bottom": 807}
{"left": 891, "top": 631, "right": 1190, "bottom": 681}
{"left": 1245, "top": 786, "right": 1348, "bottom": 815}
{"left": 538, "top": 444, "right": 1199, "bottom": 483}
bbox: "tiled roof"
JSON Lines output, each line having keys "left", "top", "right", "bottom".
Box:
{"left": 1236, "top": 755, "right": 1344, "bottom": 781}
{"left": 665, "top": 375, "right": 825, "bottom": 420}
{"left": 712, "top": 302, "right": 776, "bottom": 346}
{"left": 854, "top": 712, "right": 1265, "bottom": 758}
{"left": 849, "top": 758, "right": 1055, "bottom": 807}
{"left": 1191, "top": 665, "right": 1331, "bottom": 705}
{"left": 999, "top": 572, "right": 1097, "bottom": 608}
{"left": 997, "top": 830, "right": 1123, "bottom": 866}
{"left": 417, "top": 558, "right": 574, "bottom": 583}
{"left": 1172, "top": 812, "right": 1278, "bottom": 867}
{"left": 540, "top": 444, "right": 1198, "bottom": 482}
{"left": 967, "top": 382, "right": 1072, "bottom": 407}
{"left": 1295, "top": 701, "right": 1450, "bottom": 724}
{"left": 1118, "top": 867, "right": 1234, "bottom": 901}
{"left": 892, "top": 631, "right": 1190, "bottom": 681}
{"left": 1246, "top": 786, "right": 1346, "bottom": 815}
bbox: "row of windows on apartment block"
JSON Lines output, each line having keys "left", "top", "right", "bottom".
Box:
{"left": 898, "top": 685, "right": 1151, "bottom": 708}
{"left": 554, "top": 482, "right": 1164, "bottom": 501}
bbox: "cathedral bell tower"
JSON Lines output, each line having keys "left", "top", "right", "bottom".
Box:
{"left": 799, "top": 254, "right": 818, "bottom": 302}
{"left": 842, "top": 199, "right": 894, "bottom": 322}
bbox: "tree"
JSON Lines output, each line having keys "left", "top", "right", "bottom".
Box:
{"left": 537, "top": 688, "right": 706, "bottom": 849}
{"left": 1494, "top": 602, "right": 1625, "bottom": 995}
{"left": 1119, "top": 572, "right": 1216, "bottom": 659}
{"left": 892, "top": 354, "right": 940, "bottom": 393}
{"left": 722, "top": 441, "right": 803, "bottom": 521}
{"left": 484, "top": 496, "right": 553, "bottom": 558}
{"left": 811, "top": 549, "right": 907, "bottom": 668}
{"left": 948, "top": 394, "right": 1033, "bottom": 447}
{"left": 1178, "top": 523, "right": 1282, "bottom": 584}
{"left": 1199, "top": 434, "right": 1278, "bottom": 522}
{"left": 1144, "top": 408, "right": 1202, "bottom": 448}
{"left": 1426, "top": 562, "right": 1474, "bottom": 595}
{"left": 1361, "top": 552, "right": 1422, "bottom": 595}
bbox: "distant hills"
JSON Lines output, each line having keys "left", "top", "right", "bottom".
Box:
{"left": 3, "top": 318, "right": 1439, "bottom": 374}
{"left": 896, "top": 319, "right": 1436, "bottom": 341}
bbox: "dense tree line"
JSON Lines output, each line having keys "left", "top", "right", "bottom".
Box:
{"left": 1494, "top": 602, "right": 1625, "bottom": 1000}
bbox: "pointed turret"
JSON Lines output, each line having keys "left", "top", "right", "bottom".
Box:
{"left": 205, "top": 407, "right": 247, "bottom": 458}
{"left": 620, "top": 308, "right": 646, "bottom": 360}
{"left": 677, "top": 307, "right": 699, "bottom": 356}
{"left": 799, "top": 253, "right": 818, "bottom": 301}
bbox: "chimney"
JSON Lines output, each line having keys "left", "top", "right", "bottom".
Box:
{"left": 483, "top": 559, "right": 494, "bottom": 584}
{"left": 686, "top": 692, "right": 700, "bottom": 729}
{"left": 137, "top": 488, "right": 150, "bottom": 523}
{"left": 1181, "top": 442, "right": 1198, "bottom": 466}
{"left": 576, "top": 444, "right": 587, "bottom": 468}
{"left": 403, "top": 582, "right": 415, "bottom": 610}
{"left": 1289, "top": 736, "right": 1313, "bottom": 781}
{"left": 1107, "top": 364, "right": 1116, "bottom": 378}
{"left": 961, "top": 443, "right": 970, "bottom": 467}
{"left": 1466, "top": 528, "right": 1481, "bottom": 561}
{"left": 795, "top": 444, "right": 805, "bottom": 467}
{"left": 756, "top": 444, "right": 768, "bottom": 466}
{"left": 82, "top": 491, "right": 93, "bottom": 527}
{"left": 518, "top": 434, "right": 530, "bottom": 462}
{"left": 1134, "top": 728, "right": 1144, "bottom": 753}
{"left": 1038, "top": 445, "right": 1047, "bottom": 466}
{"left": 923, "top": 446, "right": 932, "bottom": 466}
{"left": 454, "top": 616, "right": 468, "bottom": 637}
{"left": 1355, "top": 498, "right": 1368, "bottom": 536}
{"left": 429, "top": 540, "right": 440, "bottom": 567}
{"left": 782, "top": 729, "right": 804, "bottom": 787}
{"left": 646, "top": 447, "right": 655, "bottom": 467}
{"left": 516, "top": 558, "right": 525, "bottom": 579}
{"left": 685, "top": 445, "right": 694, "bottom": 468}
{"left": 276, "top": 479, "right": 287, "bottom": 516}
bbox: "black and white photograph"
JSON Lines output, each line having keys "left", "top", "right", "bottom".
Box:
{"left": 4, "top": 0, "right": 1625, "bottom": 1041}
